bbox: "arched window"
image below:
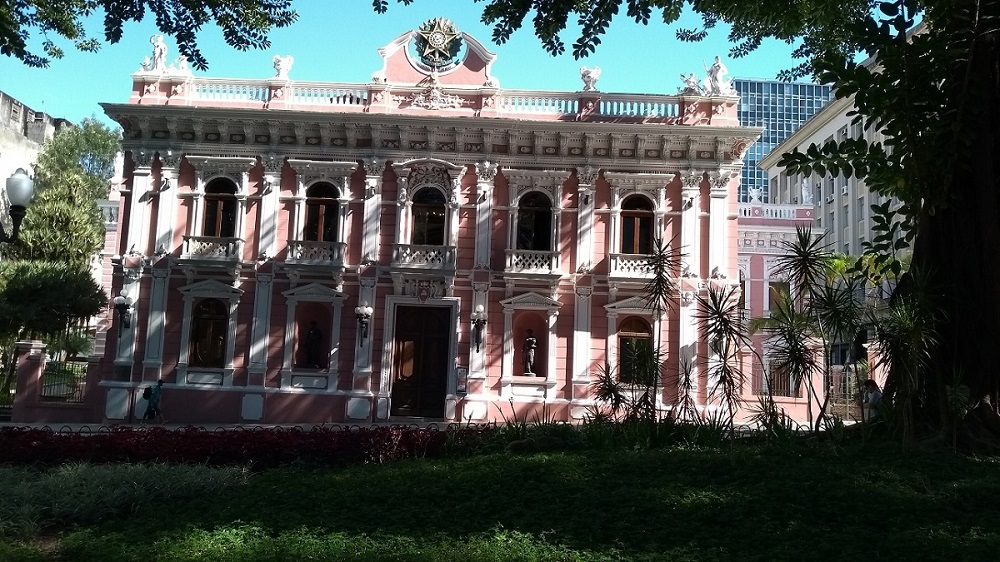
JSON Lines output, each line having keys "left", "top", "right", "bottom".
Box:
{"left": 620, "top": 195, "right": 654, "bottom": 254}
{"left": 411, "top": 187, "right": 446, "bottom": 245}
{"left": 203, "top": 178, "right": 238, "bottom": 237}
{"left": 304, "top": 182, "right": 340, "bottom": 242}
{"left": 618, "top": 316, "right": 654, "bottom": 385}
{"left": 516, "top": 192, "right": 552, "bottom": 251}
{"left": 190, "top": 299, "right": 228, "bottom": 368}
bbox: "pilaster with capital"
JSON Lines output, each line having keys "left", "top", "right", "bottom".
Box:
{"left": 126, "top": 151, "right": 153, "bottom": 257}
{"left": 680, "top": 169, "right": 704, "bottom": 278}
{"left": 361, "top": 159, "right": 385, "bottom": 264}
{"left": 576, "top": 166, "right": 598, "bottom": 273}
{"left": 474, "top": 161, "right": 497, "bottom": 268}
{"left": 708, "top": 169, "right": 735, "bottom": 281}
{"left": 140, "top": 267, "right": 172, "bottom": 375}
{"left": 248, "top": 272, "right": 274, "bottom": 379}
{"left": 258, "top": 155, "right": 284, "bottom": 261}
{"left": 153, "top": 151, "right": 180, "bottom": 256}
{"left": 469, "top": 282, "right": 491, "bottom": 379}
{"left": 353, "top": 277, "right": 377, "bottom": 389}
{"left": 572, "top": 286, "right": 593, "bottom": 382}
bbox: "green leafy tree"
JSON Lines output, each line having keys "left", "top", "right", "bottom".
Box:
{"left": 3, "top": 119, "right": 119, "bottom": 267}
{"left": 1, "top": 0, "right": 297, "bottom": 69}
{"left": 0, "top": 260, "right": 105, "bottom": 400}
{"left": 389, "top": 0, "right": 1000, "bottom": 442}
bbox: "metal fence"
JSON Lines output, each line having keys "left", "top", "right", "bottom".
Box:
{"left": 39, "top": 361, "right": 88, "bottom": 403}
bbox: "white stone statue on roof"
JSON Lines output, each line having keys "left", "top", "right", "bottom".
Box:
{"left": 150, "top": 35, "right": 168, "bottom": 71}
{"left": 703, "top": 56, "right": 736, "bottom": 96}
{"left": 580, "top": 66, "right": 601, "bottom": 91}
{"left": 273, "top": 55, "right": 294, "bottom": 79}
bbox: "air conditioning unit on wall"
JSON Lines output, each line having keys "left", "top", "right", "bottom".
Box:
{"left": 825, "top": 195, "right": 835, "bottom": 204}
{"left": 841, "top": 186, "right": 849, "bottom": 195}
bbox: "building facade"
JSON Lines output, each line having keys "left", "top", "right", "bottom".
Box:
{"left": 0, "top": 90, "right": 70, "bottom": 196}
{"left": 28, "top": 20, "right": 776, "bottom": 425}
{"left": 733, "top": 79, "right": 832, "bottom": 203}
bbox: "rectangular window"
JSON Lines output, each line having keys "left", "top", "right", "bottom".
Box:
{"left": 768, "top": 281, "right": 790, "bottom": 311}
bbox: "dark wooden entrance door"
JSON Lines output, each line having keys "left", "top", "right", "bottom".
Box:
{"left": 390, "top": 305, "right": 451, "bottom": 417}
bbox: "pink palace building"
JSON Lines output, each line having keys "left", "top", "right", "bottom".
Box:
{"left": 32, "top": 20, "right": 775, "bottom": 425}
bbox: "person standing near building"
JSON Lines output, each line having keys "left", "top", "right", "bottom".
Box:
{"left": 863, "top": 379, "right": 883, "bottom": 422}
{"left": 141, "top": 379, "right": 166, "bottom": 425}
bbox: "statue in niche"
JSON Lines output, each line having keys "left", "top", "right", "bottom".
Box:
{"left": 523, "top": 330, "right": 538, "bottom": 375}
{"left": 800, "top": 180, "right": 814, "bottom": 205}
{"left": 303, "top": 321, "right": 324, "bottom": 369}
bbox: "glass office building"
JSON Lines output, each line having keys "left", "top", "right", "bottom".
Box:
{"left": 734, "top": 79, "right": 833, "bottom": 203}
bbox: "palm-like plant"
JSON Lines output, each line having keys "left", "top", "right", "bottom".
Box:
{"left": 695, "top": 284, "right": 753, "bottom": 431}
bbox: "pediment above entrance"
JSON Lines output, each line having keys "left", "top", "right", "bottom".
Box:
{"left": 179, "top": 279, "right": 244, "bottom": 298}
{"left": 604, "top": 296, "right": 654, "bottom": 314}
{"left": 282, "top": 282, "right": 346, "bottom": 302}
{"left": 501, "top": 292, "right": 562, "bottom": 311}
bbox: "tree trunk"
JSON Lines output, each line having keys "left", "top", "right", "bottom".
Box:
{"left": 898, "top": 19, "right": 1000, "bottom": 436}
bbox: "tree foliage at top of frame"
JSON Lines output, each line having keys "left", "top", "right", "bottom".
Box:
{"left": 1, "top": 0, "right": 297, "bottom": 70}
{"left": 380, "top": 0, "right": 872, "bottom": 79}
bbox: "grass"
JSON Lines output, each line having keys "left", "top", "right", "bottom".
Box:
{"left": 3, "top": 445, "right": 1000, "bottom": 561}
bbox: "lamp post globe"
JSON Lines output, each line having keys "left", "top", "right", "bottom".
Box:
{"left": 5, "top": 169, "right": 34, "bottom": 208}
{"left": 1, "top": 168, "right": 34, "bottom": 244}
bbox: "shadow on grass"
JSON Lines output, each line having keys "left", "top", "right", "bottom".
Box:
{"left": 52, "top": 448, "right": 1000, "bottom": 561}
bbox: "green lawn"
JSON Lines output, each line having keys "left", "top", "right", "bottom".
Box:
{"left": 3, "top": 446, "right": 1000, "bottom": 561}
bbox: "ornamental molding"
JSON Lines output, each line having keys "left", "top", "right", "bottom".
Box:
{"left": 281, "top": 282, "right": 346, "bottom": 302}
{"left": 287, "top": 159, "right": 358, "bottom": 184}
{"left": 178, "top": 278, "right": 244, "bottom": 299}
{"left": 504, "top": 168, "right": 572, "bottom": 201}
{"left": 500, "top": 291, "right": 562, "bottom": 311}
{"left": 604, "top": 295, "right": 655, "bottom": 314}
{"left": 185, "top": 155, "right": 257, "bottom": 175}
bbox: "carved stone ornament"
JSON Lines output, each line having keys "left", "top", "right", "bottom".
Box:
{"left": 364, "top": 158, "right": 385, "bottom": 177}
{"left": 132, "top": 150, "right": 154, "bottom": 169}
{"left": 158, "top": 150, "right": 181, "bottom": 169}
{"left": 679, "top": 72, "right": 703, "bottom": 95}
{"left": 262, "top": 154, "right": 284, "bottom": 174}
{"left": 680, "top": 291, "right": 696, "bottom": 307}
{"left": 682, "top": 170, "right": 704, "bottom": 190}
{"left": 407, "top": 79, "right": 467, "bottom": 110}
{"left": 409, "top": 164, "right": 452, "bottom": 191}
{"left": 577, "top": 165, "right": 599, "bottom": 186}
{"left": 711, "top": 170, "right": 733, "bottom": 191}
{"left": 476, "top": 161, "right": 498, "bottom": 182}
{"left": 414, "top": 18, "right": 463, "bottom": 69}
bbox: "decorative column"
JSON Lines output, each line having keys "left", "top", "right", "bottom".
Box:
{"left": 352, "top": 277, "right": 377, "bottom": 389}
{"left": 576, "top": 166, "right": 597, "bottom": 273}
{"left": 500, "top": 306, "right": 515, "bottom": 398}
{"left": 474, "top": 161, "right": 497, "bottom": 269}
{"left": 153, "top": 151, "right": 180, "bottom": 255}
{"left": 247, "top": 271, "right": 274, "bottom": 382}
{"left": 140, "top": 267, "right": 171, "bottom": 379}
{"left": 361, "top": 159, "right": 385, "bottom": 264}
{"left": 447, "top": 167, "right": 467, "bottom": 248}
{"left": 677, "top": 170, "right": 704, "bottom": 413}
{"left": 126, "top": 150, "right": 153, "bottom": 255}
{"left": 392, "top": 168, "right": 411, "bottom": 246}
{"left": 258, "top": 155, "right": 283, "bottom": 260}
{"left": 708, "top": 169, "right": 734, "bottom": 278}
{"left": 469, "top": 282, "right": 490, "bottom": 380}
{"left": 114, "top": 267, "right": 142, "bottom": 381}
{"left": 570, "top": 286, "right": 593, "bottom": 416}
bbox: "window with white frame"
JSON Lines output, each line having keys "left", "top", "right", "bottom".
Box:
{"left": 304, "top": 182, "right": 340, "bottom": 242}
{"left": 411, "top": 187, "right": 447, "bottom": 245}
{"left": 617, "top": 316, "right": 654, "bottom": 385}
{"left": 516, "top": 192, "right": 553, "bottom": 251}
{"left": 620, "top": 195, "right": 654, "bottom": 254}
{"left": 203, "top": 178, "right": 238, "bottom": 237}
{"left": 189, "top": 298, "right": 228, "bottom": 368}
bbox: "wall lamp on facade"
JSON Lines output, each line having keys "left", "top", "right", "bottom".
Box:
{"left": 0, "top": 169, "right": 35, "bottom": 244}
{"left": 471, "top": 304, "right": 487, "bottom": 353}
{"left": 355, "top": 302, "right": 374, "bottom": 347}
{"left": 112, "top": 290, "right": 134, "bottom": 333}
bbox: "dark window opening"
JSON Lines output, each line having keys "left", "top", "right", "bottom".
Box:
{"left": 618, "top": 316, "right": 654, "bottom": 385}
{"left": 203, "top": 179, "right": 238, "bottom": 237}
{"left": 304, "top": 182, "right": 340, "bottom": 242}
{"left": 516, "top": 192, "right": 553, "bottom": 251}
{"left": 411, "top": 187, "right": 446, "bottom": 246}
{"left": 190, "top": 298, "right": 228, "bottom": 368}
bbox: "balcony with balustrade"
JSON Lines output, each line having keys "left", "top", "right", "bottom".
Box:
{"left": 608, "top": 253, "right": 654, "bottom": 283}
{"left": 390, "top": 244, "right": 456, "bottom": 273}
{"left": 504, "top": 249, "right": 560, "bottom": 279}
{"left": 180, "top": 236, "right": 243, "bottom": 263}
{"left": 285, "top": 240, "right": 348, "bottom": 270}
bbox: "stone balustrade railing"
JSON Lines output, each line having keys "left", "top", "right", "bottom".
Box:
{"left": 739, "top": 203, "right": 814, "bottom": 220}
{"left": 391, "top": 244, "right": 457, "bottom": 270}
{"left": 287, "top": 240, "right": 348, "bottom": 265}
{"left": 135, "top": 74, "right": 707, "bottom": 123}
{"left": 609, "top": 253, "right": 654, "bottom": 278}
{"left": 505, "top": 249, "right": 559, "bottom": 274}
{"left": 181, "top": 236, "right": 243, "bottom": 260}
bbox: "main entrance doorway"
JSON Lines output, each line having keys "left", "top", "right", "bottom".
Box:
{"left": 390, "top": 305, "right": 451, "bottom": 418}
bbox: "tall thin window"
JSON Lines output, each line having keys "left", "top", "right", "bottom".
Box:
{"left": 190, "top": 299, "right": 228, "bottom": 368}
{"left": 203, "top": 179, "right": 237, "bottom": 237}
{"left": 411, "top": 187, "right": 446, "bottom": 245}
{"left": 618, "top": 317, "right": 654, "bottom": 385}
{"left": 304, "top": 182, "right": 340, "bottom": 242}
{"left": 516, "top": 192, "right": 552, "bottom": 251}
{"left": 620, "top": 195, "right": 654, "bottom": 254}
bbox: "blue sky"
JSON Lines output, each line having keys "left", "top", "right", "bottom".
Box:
{"left": 0, "top": 1, "right": 802, "bottom": 126}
